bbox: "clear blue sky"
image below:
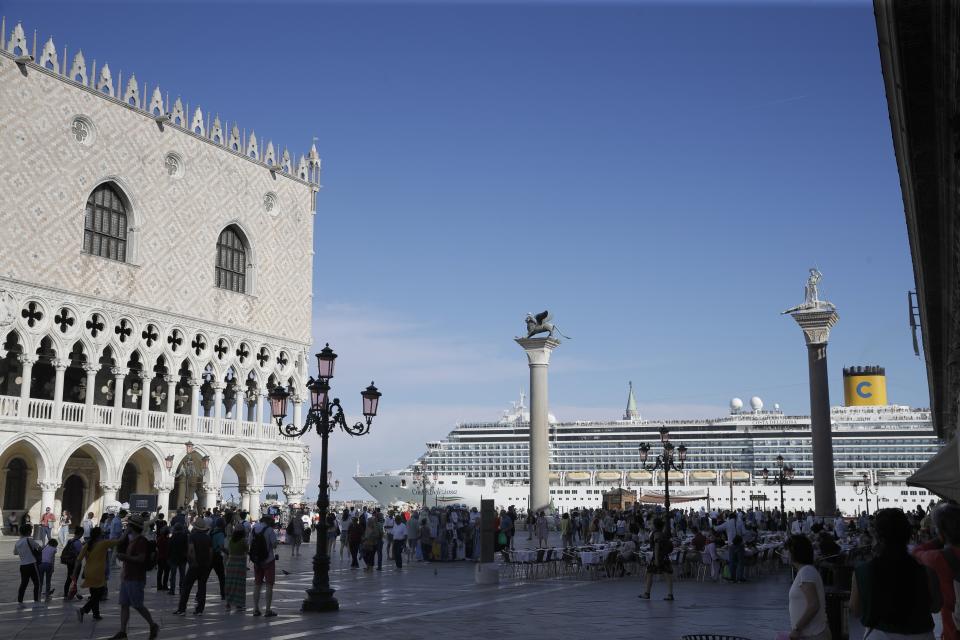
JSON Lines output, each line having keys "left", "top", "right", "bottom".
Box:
{"left": 7, "top": 1, "right": 926, "bottom": 498}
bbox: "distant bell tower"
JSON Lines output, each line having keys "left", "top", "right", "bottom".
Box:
{"left": 625, "top": 381, "right": 641, "bottom": 421}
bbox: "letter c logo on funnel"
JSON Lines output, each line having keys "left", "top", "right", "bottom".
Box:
{"left": 856, "top": 381, "right": 873, "bottom": 399}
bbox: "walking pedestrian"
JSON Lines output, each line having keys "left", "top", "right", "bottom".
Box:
{"left": 211, "top": 519, "right": 226, "bottom": 600}
{"left": 249, "top": 515, "right": 278, "bottom": 618}
{"left": 38, "top": 538, "right": 58, "bottom": 598}
{"left": 155, "top": 524, "right": 169, "bottom": 591}
{"left": 535, "top": 511, "right": 549, "bottom": 548}
{"left": 167, "top": 522, "right": 187, "bottom": 596}
{"left": 392, "top": 515, "right": 407, "bottom": 569}
{"left": 287, "top": 511, "right": 303, "bottom": 557}
{"left": 14, "top": 524, "right": 41, "bottom": 606}
{"left": 74, "top": 527, "right": 119, "bottom": 621}
{"left": 111, "top": 514, "right": 160, "bottom": 640}
{"left": 639, "top": 518, "right": 674, "bottom": 601}
{"left": 348, "top": 516, "right": 363, "bottom": 568}
{"left": 224, "top": 527, "right": 248, "bottom": 611}
{"left": 81, "top": 512, "right": 94, "bottom": 541}
{"left": 173, "top": 518, "right": 212, "bottom": 615}
{"left": 60, "top": 527, "right": 83, "bottom": 600}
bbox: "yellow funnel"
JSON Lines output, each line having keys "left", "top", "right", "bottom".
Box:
{"left": 842, "top": 366, "right": 887, "bottom": 406}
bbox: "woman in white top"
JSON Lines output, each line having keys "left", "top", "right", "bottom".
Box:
{"left": 785, "top": 534, "right": 830, "bottom": 640}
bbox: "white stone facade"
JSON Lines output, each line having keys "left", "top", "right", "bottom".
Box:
{"left": 0, "top": 21, "right": 316, "bottom": 525}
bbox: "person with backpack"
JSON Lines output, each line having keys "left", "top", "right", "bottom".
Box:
{"left": 173, "top": 518, "right": 212, "bottom": 615}
{"left": 249, "top": 515, "right": 278, "bottom": 617}
{"left": 111, "top": 513, "right": 160, "bottom": 640}
{"left": 224, "top": 527, "right": 248, "bottom": 611}
{"left": 14, "top": 523, "right": 41, "bottom": 606}
{"left": 639, "top": 518, "right": 674, "bottom": 601}
{"left": 61, "top": 527, "right": 84, "bottom": 600}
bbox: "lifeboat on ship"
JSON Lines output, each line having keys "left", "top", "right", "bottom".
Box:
{"left": 627, "top": 470, "right": 652, "bottom": 482}
{"left": 691, "top": 470, "right": 717, "bottom": 482}
{"left": 566, "top": 471, "right": 591, "bottom": 482}
{"left": 596, "top": 471, "right": 622, "bottom": 482}
{"left": 722, "top": 470, "right": 751, "bottom": 482}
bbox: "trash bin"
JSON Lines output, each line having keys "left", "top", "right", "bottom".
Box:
{"left": 825, "top": 587, "right": 850, "bottom": 640}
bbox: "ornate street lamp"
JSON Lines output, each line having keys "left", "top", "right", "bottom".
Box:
{"left": 761, "top": 454, "right": 794, "bottom": 529}
{"left": 639, "top": 427, "right": 688, "bottom": 517}
{"left": 853, "top": 472, "right": 878, "bottom": 517}
{"left": 270, "top": 343, "right": 380, "bottom": 613}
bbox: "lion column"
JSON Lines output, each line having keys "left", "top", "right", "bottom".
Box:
{"left": 515, "top": 337, "right": 560, "bottom": 515}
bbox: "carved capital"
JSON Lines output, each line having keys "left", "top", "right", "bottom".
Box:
{"left": 163, "top": 374, "right": 178, "bottom": 385}
{"left": 99, "top": 482, "right": 122, "bottom": 492}
{"left": 52, "top": 358, "right": 70, "bottom": 371}
{"left": 18, "top": 354, "right": 38, "bottom": 366}
{"left": 202, "top": 483, "right": 220, "bottom": 493}
{"left": 38, "top": 481, "right": 61, "bottom": 492}
{"left": 110, "top": 367, "right": 129, "bottom": 378}
{"left": 153, "top": 482, "right": 174, "bottom": 493}
{"left": 514, "top": 337, "right": 561, "bottom": 366}
{"left": 789, "top": 308, "right": 840, "bottom": 346}
{"left": 138, "top": 370, "right": 153, "bottom": 380}
{"left": 211, "top": 381, "right": 227, "bottom": 392}
{"left": 246, "top": 486, "right": 263, "bottom": 495}
{"left": 189, "top": 378, "right": 203, "bottom": 388}
{"left": 82, "top": 363, "right": 100, "bottom": 375}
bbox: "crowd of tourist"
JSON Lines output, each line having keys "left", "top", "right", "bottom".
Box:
{"left": 9, "top": 497, "right": 960, "bottom": 640}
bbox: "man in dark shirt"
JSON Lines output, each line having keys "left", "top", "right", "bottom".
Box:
{"left": 173, "top": 520, "right": 212, "bottom": 615}
{"left": 691, "top": 528, "right": 706, "bottom": 552}
{"left": 114, "top": 514, "right": 159, "bottom": 640}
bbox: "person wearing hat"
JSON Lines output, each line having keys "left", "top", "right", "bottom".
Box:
{"left": 173, "top": 517, "right": 212, "bottom": 615}
{"left": 111, "top": 514, "right": 159, "bottom": 640}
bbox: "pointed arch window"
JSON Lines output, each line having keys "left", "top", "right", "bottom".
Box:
{"left": 216, "top": 226, "right": 248, "bottom": 293}
{"left": 83, "top": 184, "right": 128, "bottom": 262}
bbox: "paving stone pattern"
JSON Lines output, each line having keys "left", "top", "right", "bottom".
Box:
{"left": 0, "top": 537, "right": 852, "bottom": 640}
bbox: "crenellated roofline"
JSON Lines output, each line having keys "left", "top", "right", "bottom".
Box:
{"left": 1, "top": 18, "right": 321, "bottom": 188}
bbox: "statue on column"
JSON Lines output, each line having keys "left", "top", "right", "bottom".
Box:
{"left": 523, "top": 310, "right": 571, "bottom": 340}
{"left": 784, "top": 268, "right": 836, "bottom": 314}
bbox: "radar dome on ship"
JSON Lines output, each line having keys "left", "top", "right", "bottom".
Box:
{"left": 730, "top": 398, "right": 743, "bottom": 412}
{"left": 750, "top": 396, "right": 763, "bottom": 411}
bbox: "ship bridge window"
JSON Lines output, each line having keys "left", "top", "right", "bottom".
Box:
{"left": 400, "top": 479, "right": 406, "bottom": 487}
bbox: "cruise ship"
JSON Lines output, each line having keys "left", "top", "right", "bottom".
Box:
{"left": 354, "top": 367, "right": 942, "bottom": 515}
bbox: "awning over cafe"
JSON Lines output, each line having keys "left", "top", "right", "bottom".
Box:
{"left": 907, "top": 436, "right": 960, "bottom": 502}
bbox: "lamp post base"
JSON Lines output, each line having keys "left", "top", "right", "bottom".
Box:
{"left": 301, "top": 588, "right": 339, "bottom": 612}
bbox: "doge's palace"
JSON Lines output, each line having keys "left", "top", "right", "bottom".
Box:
{"left": 0, "top": 19, "right": 316, "bottom": 524}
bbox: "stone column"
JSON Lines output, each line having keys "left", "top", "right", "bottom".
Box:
{"left": 110, "top": 367, "right": 128, "bottom": 427}
{"left": 138, "top": 371, "right": 151, "bottom": 426}
{"left": 202, "top": 483, "right": 219, "bottom": 511}
{"left": 100, "top": 482, "right": 120, "bottom": 513}
{"left": 212, "top": 382, "right": 225, "bottom": 432}
{"left": 164, "top": 375, "right": 177, "bottom": 430}
{"left": 255, "top": 387, "right": 266, "bottom": 425}
{"left": 240, "top": 490, "right": 251, "bottom": 513}
{"left": 788, "top": 304, "right": 840, "bottom": 517}
{"left": 52, "top": 358, "right": 69, "bottom": 420}
{"left": 292, "top": 395, "right": 303, "bottom": 430}
{"left": 514, "top": 337, "right": 561, "bottom": 514}
{"left": 189, "top": 378, "right": 202, "bottom": 433}
{"left": 17, "top": 354, "right": 36, "bottom": 417}
{"left": 83, "top": 364, "right": 99, "bottom": 423}
{"left": 154, "top": 482, "right": 173, "bottom": 515}
{"left": 284, "top": 485, "right": 305, "bottom": 508}
{"left": 39, "top": 481, "right": 60, "bottom": 513}
{"left": 247, "top": 486, "right": 263, "bottom": 519}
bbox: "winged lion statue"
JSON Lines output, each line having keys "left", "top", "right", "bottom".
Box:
{"left": 524, "top": 310, "right": 571, "bottom": 340}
